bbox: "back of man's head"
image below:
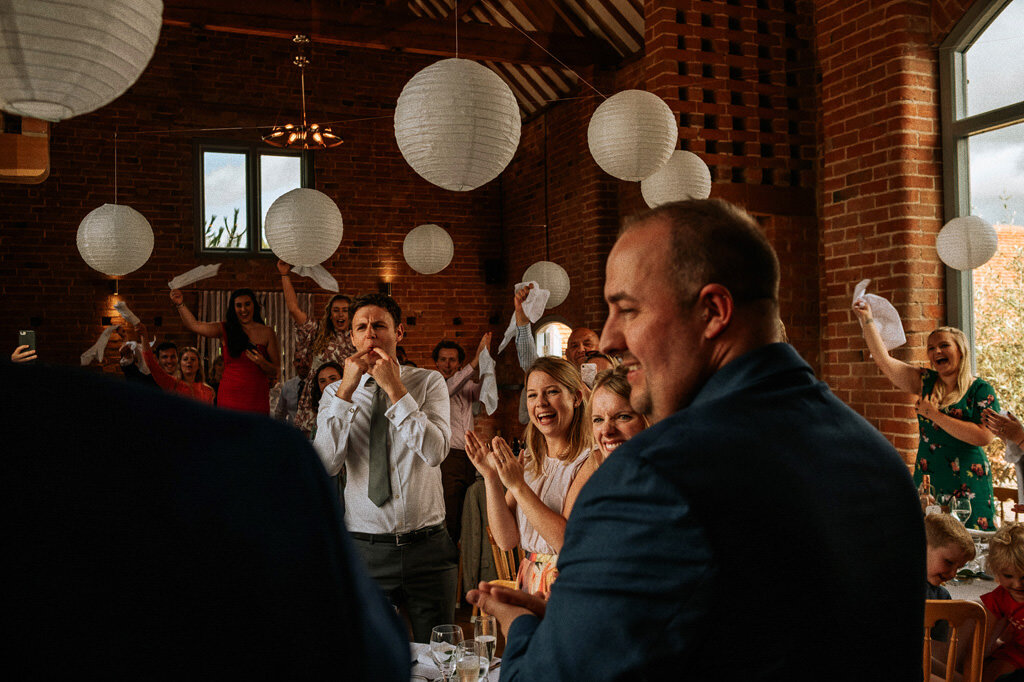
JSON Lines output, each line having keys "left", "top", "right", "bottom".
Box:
{"left": 624, "top": 199, "right": 779, "bottom": 314}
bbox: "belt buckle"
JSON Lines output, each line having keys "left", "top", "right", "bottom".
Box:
{"left": 395, "top": 531, "right": 413, "bottom": 547}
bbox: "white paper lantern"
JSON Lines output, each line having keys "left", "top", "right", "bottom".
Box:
{"left": 587, "top": 90, "right": 678, "bottom": 182}
{"left": 523, "top": 261, "right": 570, "bottom": 309}
{"left": 264, "top": 188, "right": 343, "bottom": 267}
{"left": 936, "top": 216, "right": 999, "bottom": 271}
{"left": 394, "top": 58, "right": 521, "bottom": 192}
{"left": 403, "top": 224, "right": 454, "bottom": 275}
{"left": 76, "top": 203, "right": 154, "bottom": 276}
{"left": 0, "top": 0, "right": 164, "bottom": 122}
{"left": 641, "top": 150, "right": 712, "bottom": 208}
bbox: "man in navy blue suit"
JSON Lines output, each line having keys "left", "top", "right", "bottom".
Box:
{"left": 4, "top": 360, "right": 409, "bottom": 679}
{"left": 469, "top": 199, "right": 924, "bottom": 680}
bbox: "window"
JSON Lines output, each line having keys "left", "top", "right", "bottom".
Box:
{"left": 534, "top": 321, "right": 572, "bottom": 358}
{"left": 940, "top": 0, "right": 1024, "bottom": 488}
{"left": 194, "top": 140, "right": 313, "bottom": 254}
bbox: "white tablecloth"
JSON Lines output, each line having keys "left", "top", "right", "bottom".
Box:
{"left": 410, "top": 642, "right": 501, "bottom": 682}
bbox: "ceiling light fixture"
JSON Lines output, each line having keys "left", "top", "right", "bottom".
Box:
{"left": 263, "top": 35, "right": 342, "bottom": 150}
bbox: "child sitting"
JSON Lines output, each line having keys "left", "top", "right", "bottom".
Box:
{"left": 925, "top": 513, "right": 976, "bottom": 642}
{"left": 981, "top": 523, "right": 1024, "bottom": 681}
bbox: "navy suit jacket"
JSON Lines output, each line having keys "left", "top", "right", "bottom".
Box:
{"left": 502, "top": 343, "right": 924, "bottom": 681}
{"left": 3, "top": 361, "right": 409, "bottom": 680}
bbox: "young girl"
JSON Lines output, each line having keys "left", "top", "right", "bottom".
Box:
{"left": 981, "top": 523, "right": 1024, "bottom": 680}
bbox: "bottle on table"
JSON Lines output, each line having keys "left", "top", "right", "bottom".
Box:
{"left": 919, "top": 474, "right": 940, "bottom": 516}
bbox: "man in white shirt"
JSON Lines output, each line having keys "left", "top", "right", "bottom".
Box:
{"left": 432, "top": 333, "right": 491, "bottom": 541}
{"left": 313, "top": 293, "right": 456, "bottom": 642}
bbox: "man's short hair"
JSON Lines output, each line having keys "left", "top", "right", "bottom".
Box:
{"left": 432, "top": 340, "right": 465, "bottom": 363}
{"left": 923, "top": 513, "right": 975, "bottom": 559}
{"left": 624, "top": 199, "right": 780, "bottom": 311}
{"left": 154, "top": 341, "right": 178, "bottom": 356}
{"left": 349, "top": 293, "right": 402, "bottom": 328}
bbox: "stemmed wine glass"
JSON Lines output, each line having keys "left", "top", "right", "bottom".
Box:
{"left": 472, "top": 614, "right": 497, "bottom": 663}
{"left": 455, "top": 639, "right": 490, "bottom": 682}
{"left": 430, "top": 624, "right": 464, "bottom": 682}
{"left": 951, "top": 496, "right": 972, "bottom": 526}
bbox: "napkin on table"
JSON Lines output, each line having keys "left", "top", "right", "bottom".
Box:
{"left": 497, "top": 281, "right": 550, "bottom": 353}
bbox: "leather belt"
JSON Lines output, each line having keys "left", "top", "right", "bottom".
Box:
{"left": 349, "top": 523, "right": 447, "bottom": 547}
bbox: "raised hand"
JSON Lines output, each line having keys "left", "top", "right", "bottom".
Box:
{"left": 490, "top": 436, "right": 526, "bottom": 493}
{"left": 852, "top": 297, "right": 872, "bottom": 324}
{"left": 513, "top": 283, "right": 534, "bottom": 326}
{"left": 465, "top": 431, "right": 498, "bottom": 479}
{"left": 276, "top": 259, "right": 291, "bottom": 276}
{"left": 472, "top": 331, "right": 493, "bottom": 369}
{"left": 169, "top": 289, "right": 184, "bottom": 306}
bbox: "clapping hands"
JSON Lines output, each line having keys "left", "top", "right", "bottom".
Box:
{"left": 465, "top": 432, "right": 526, "bottom": 493}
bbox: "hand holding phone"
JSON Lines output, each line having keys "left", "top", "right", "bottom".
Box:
{"left": 13, "top": 330, "right": 37, "bottom": 363}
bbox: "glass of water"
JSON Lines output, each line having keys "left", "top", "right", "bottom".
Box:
{"left": 455, "top": 639, "right": 489, "bottom": 682}
{"left": 430, "top": 624, "right": 463, "bottom": 682}
{"left": 951, "top": 496, "right": 972, "bottom": 526}
{"left": 472, "top": 614, "right": 497, "bottom": 662}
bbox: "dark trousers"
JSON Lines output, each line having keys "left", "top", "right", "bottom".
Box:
{"left": 351, "top": 528, "right": 458, "bottom": 643}
{"left": 441, "top": 448, "right": 477, "bottom": 542}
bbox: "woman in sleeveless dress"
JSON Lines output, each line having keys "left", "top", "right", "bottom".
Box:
{"left": 170, "top": 288, "right": 279, "bottom": 414}
{"left": 854, "top": 299, "right": 999, "bottom": 528}
{"left": 466, "top": 356, "right": 595, "bottom": 598}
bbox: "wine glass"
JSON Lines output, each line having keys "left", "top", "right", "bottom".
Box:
{"left": 430, "top": 625, "right": 463, "bottom": 682}
{"left": 455, "top": 639, "right": 490, "bottom": 682}
{"left": 951, "top": 496, "right": 972, "bottom": 526}
{"left": 471, "top": 614, "right": 497, "bottom": 662}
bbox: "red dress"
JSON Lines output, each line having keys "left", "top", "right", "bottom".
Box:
{"left": 981, "top": 585, "right": 1024, "bottom": 669}
{"left": 217, "top": 325, "right": 270, "bottom": 415}
{"left": 143, "top": 347, "right": 215, "bottom": 405}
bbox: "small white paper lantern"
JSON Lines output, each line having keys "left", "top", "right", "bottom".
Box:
{"left": 936, "top": 216, "right": 998, "bottom": 271}
{"left": 641, "top": 150, "right": 712, "bottom": 208}
{"left": 403, "top": 224, "right": 454, "bottom": 275}
{"left": 76, "top": 203, "right": 154, "bottom": 276}
{"left": 0, "top": 0, "right": 164, "bottom": 122}
{"left": 587, "top": 90, "right": 678, "bottom": 182}
{"left": 394, "top": 58, "right": 521, "bottom": 192}
{"left": 523, "top": 261, "right": 570, "bottom": 309}
{"left": 264, "top": 188, "right": 344, "bottom": 267}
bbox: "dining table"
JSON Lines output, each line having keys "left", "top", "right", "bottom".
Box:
{"left": 409, "top": 642, "right": 501, "bottom": 682}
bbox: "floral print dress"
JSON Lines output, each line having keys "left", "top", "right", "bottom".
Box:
{"left": 293, "top": 319, "right": 355, "bottom": 438}
{"left": 914, "top": 369, "right": 1000, "bottom": 529}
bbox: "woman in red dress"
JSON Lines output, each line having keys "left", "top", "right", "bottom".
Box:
{"left": 170, "top": 288, "right": 279, "bottom": 414}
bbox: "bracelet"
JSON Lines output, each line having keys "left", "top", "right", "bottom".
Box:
{"left": 863, "top": 318, "right": 874, "bottom": 325}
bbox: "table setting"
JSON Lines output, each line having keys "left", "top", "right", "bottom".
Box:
{"left": 409, "top": 617, "right": 502, "bottom": 682}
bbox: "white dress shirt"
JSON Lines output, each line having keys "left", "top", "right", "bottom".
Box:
{"left": 313, "top": 366, "right": 451, "bottom": 534}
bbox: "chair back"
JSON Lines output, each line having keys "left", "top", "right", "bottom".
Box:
{"left": 486, "top": 525, "right": 520, "bottom": 582}
{"left": 471, "top": 579, "right": 518, "bottom": 618}
{"left": 923, "top": 599, "right": 986, "bottom": 682}
{"left": 994, "top": 486, "right": 1021, "bottom": 526}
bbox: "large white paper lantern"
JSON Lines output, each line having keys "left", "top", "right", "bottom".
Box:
{"left": 936, "top": 216, "right": 998, "bottom": 271}
{"left": 641, "top": 150, "right": 712, "bottom": 208}
{"left": 77, "top": 203, "right": 154, "bottom": 276}
{"left": 403, "top": 224, "right": 454, "bottom": 275}
{"left": 588, "top": 90, "right": 677, "bottom": 182}
{"left": 524, "top": 261, "right": 570, "bottom": 309}
{"left": 394, "top": 58, "right": 521, "bottom": 192}
{"left": 0, "top": 0, "right": 164, "bottom": 122}
{"left": 264, "top": 188, "right": 343, "bottom": 267}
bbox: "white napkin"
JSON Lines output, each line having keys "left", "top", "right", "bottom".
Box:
{"left": 81, "top": 324, "right": 120, "bottom": 366}
{"left": 498, "top": 281, "right": 551, "bottom": 353}
{"left": 292, "top": 263, "right": 339, "bottom": 292}
{"left": 852, "top": 279, "right": 906, "bottom": 351}
{"left": 168, "top": 263, "right": 221, "bottom": 289}
{"left": 118, "top": 340, "right": 152, "bottom": 375}
{"left": 478, "top": 347, "right": 498, "bottom": 415}
{"left": 113, "top": 301, "right": 140, "bottom": 326}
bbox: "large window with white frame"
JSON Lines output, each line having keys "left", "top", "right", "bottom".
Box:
{"left": 940, "top": 0, "right": 1024, "bottom": 488}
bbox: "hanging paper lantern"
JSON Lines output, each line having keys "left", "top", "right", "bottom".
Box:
{"left": 641, "top": 150, "right": 712, "bottom": 208}
{"left": 587, "top": 90, "right": 677, "bottom": 182}
{"left": 936, "top": 216, "right": 998, "bottom": 271}
{"left": 523, "top": 261, "right": 570, "bottom": 309}
{"left": 76, "top": 203, "right": 154, "bottom": 276}
{"left": 394, "top": 58, "right": 521, "bottom": 192}
{"left": 264, "top": 188, "right": 343, "bottom": 267}
{"left": 403, "top": 224, "right": 454, "bottom": 275}
{"left": 0, "top": 0, "right": 164, "bottom": 122}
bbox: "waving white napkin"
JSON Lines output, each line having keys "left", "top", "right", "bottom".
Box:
{"left": 113, "top": 301, "right": 140, "bottom": 327}
{"left": 498, "top": 281, "right": 551, "bottom": 353}
{"left": 81, "top": 324, "right": 120, "bottom": 366}
{"left": 292, "top": 264, "right": 339, "bottom": 292}
{"left": 119, "top": 340, "right": 152, "bottom": 374}
{"left": 478, "top": 347, "right": 498, "bottom": 415}
{"left": 168, "top": 263, "right": 221, "bottom": 289}
{"left": 852, "top": 278, "right": 906, "bottom": 351}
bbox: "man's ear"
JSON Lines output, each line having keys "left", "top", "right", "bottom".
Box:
{"left": 697, "top": 284, "right": 734, "bottom": 339}
{"left": 395, "top": 323, "right": 405, "bottom": 344}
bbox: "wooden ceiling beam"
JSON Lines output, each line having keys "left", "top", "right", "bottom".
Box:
{"left": 454, "top": 0, "right": 482, "bottom": 20}
{"left": 162, "top": 0, "right": 619, "bottom": 68}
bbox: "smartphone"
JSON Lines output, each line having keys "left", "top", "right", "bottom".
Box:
{"left": 581, "top": 362, "right": 597, "bottom": 387}
{"left": 18, "top": 329, "right": 36, "bottom": 352}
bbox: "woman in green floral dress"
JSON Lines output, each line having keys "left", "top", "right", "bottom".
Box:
{"left": 854, "top": 300, "right": 999, "bottom": 529}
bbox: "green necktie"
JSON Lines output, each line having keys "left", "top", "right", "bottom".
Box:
{"left": 367, "top": 379, "right": 391, "bottom": 507}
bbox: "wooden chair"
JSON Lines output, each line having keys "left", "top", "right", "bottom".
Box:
{"left": 472, "top": 526, "right": 522, "bottom": 617}
{"left": 994, "top": 486, "right": 1020, "bottom": 526}
{"left": 923, "top": 599, "right": 987, "bottom": 682}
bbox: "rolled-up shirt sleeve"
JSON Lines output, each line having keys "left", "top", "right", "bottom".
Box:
{"left": 312, "top": 380, "right": 358, "bottom": 476}
{"left": 386, "top": 371, "right": 451, "bottom": 468}
{"left": 515, "top": 323, "right": 538, "bottom": 372}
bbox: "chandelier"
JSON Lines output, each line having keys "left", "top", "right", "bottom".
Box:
{"left": 263, "top": 35, "right": 342, "bottom": 150}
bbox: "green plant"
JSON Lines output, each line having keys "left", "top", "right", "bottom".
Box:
{"left": 203, "top": 208, "right": 243, "bottom": 248}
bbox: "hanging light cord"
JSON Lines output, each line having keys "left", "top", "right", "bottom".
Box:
{"left": 503, "top": 20, "right": 606, "bottom": 99}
